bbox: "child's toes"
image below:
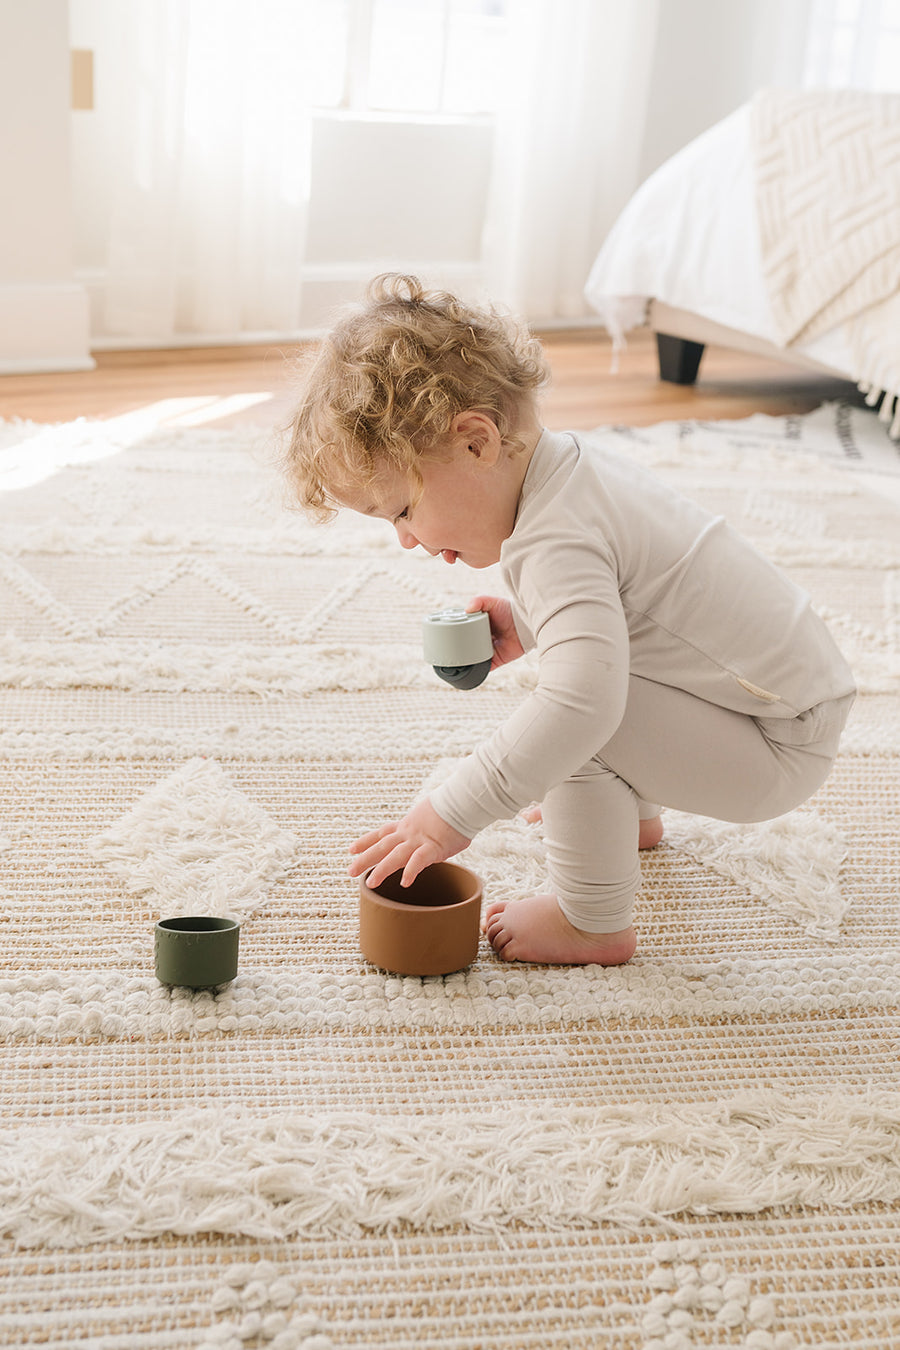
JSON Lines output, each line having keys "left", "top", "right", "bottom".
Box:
{"left": 490, "top": 930, "right": 515, "bottom": 960}
{"left": 481, "top": 899, "right": 507, "bottom": 933}
{"left": 484, "top": 910, "right": 508, "bottom": 950}
{"left": 487, "top": 924, "right": 510, "bottom": 958}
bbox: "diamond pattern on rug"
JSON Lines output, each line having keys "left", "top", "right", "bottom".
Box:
{"left": 87, "top": 757, "right": 300, "bottom": 920}
{"left": 664, "top": 810, "right": 851, "bottom": 939}
{"left": 96, "top": 566, "right": 285, "bottom": 643}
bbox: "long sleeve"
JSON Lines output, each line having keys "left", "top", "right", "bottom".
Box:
{"left": 430, "top": 538, "right": 631, "bottom": 838}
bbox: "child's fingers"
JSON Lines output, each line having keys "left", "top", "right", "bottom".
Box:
{"left": 349, "top": 824, "right": 395, "bottom": 855}
{"left": 348, "top": 804, "right": 455, "bottom": 889}
{"left": 400, "top": 842, "right": 440, "bottom": 889}
{"left": 347, "top": 839, "right": 394, "bottom": 879}
{"left": 363, "top": 842, "right": 414, "bottom": 889}
{"left": 348, "top": 825, "right": 413, "bottom": 886}
{"left": 353, "top": 835, "right": 439, "bottom": 890}
{"left": 466, "top": 595, "right": 503, "bottom": 623}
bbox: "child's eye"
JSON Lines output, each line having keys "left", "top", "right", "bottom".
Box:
{"left": 394, "top": 508, "right": 409, "bottom": 522}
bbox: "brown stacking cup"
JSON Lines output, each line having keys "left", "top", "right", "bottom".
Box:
{"left": 359, "top": 862, "right": 483, "bottom": 976}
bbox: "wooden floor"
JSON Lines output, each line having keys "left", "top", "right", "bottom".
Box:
{"left": 0, "top": 328, "right": 860, "bottom": 431}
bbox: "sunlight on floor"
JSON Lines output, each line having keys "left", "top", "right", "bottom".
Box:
{"left": 154, "top": 393, "right": 274, "bottom": 427}
{"left": 0, "top": 393, "right": 273, "bottom": 491}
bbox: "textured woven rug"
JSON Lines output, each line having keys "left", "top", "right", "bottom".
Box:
{"left": 0, "top": 399, "right": 898, "bottom": 1349}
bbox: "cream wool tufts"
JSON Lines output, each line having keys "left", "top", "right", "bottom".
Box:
{"left": 663, "top": 811, "right": 851, "bottom": 940}
{"left": 87, "top": 758, "right": 300, "bottom": 920}
{"left": 2, "top": 1093, "right": 900, "bottom": 1249}
{"left": 3, "top": 952, "right": 897, "bottom": 1041}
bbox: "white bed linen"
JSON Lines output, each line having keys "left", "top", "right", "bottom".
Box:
{"left": 584, "top": 104, "right": 852, "bottom": 373}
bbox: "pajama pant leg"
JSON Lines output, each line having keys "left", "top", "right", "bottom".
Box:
{"left": 542, "top": 675, "right": 852, "bottom": 934}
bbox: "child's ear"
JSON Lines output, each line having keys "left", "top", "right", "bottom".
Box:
{"left": 454, "top": 411, "right": 502, "bottom": 465}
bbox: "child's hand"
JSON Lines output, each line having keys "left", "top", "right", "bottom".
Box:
{"left": 348, "top": 797, "right": 471, "bottom": 890}
{"left": 467, "top": 596, "right": 524, "bottom": 669}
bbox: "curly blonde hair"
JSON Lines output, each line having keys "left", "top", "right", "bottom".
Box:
{"left": 283, "top": 273, "right": 549, "bottom": 519}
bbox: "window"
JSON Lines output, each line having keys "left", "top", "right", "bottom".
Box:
{"left": 805, "top": 0, "right": 900, "bottom": 91}
{"left": 308, "top": 0, "right": 509, "bottom": 115}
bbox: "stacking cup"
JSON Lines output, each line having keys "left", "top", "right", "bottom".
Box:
{"left": 359, "top": 862, "right": 482, "bottom": 976}
{"left": 154, "top": 916, "right": 240, "bottom": 988}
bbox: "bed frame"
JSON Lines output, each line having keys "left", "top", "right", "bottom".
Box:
{"left": 649, "top": 300, "right": 845, "bottom": 385}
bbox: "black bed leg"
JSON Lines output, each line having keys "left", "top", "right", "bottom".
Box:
{"left": 656, "top": 333, "right": 705, "bottom": 385}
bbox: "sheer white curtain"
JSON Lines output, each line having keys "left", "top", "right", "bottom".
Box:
{"left": 804, "top": 0, "right": 900, "bottom": 91}
{"left": 79, "top": 0, "right": 315, "bottom": 341}
{"left": 483, "top": 0, "right": 661, "bottom": 321}
{"left": 74, "top": 0, "right": 663, "bottom": 340}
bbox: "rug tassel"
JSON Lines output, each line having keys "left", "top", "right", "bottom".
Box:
{"left": 888, "top": 394, "right": 900, "bottom": 441}
{"left": 856, "top": 380, "right": 900, "bottom": 439}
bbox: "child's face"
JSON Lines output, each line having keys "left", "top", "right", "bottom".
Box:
{"left": 336, "top": 426, "right": 522, "bottom": 570}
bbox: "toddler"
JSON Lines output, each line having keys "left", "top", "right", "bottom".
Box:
{"left": 283, "top": 274, "right": 855, "bottom": 966}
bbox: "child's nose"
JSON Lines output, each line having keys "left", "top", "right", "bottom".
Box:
{"left": 395, "top": 521, "right": 418, "bottom": 549}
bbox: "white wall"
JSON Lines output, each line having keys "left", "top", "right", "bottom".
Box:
{"left": 637, "top": 0, "right": 814, "bottom": 181}
{"left": 0, "top": 0, "right": 92, "bottom": 372}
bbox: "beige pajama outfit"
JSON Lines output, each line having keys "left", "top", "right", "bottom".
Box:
{"left": 430, "top": 429, "right": 856, "bottom": 932}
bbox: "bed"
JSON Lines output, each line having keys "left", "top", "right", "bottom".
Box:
{"left": 585, "top": 89, "right": 900, "bottom": 439}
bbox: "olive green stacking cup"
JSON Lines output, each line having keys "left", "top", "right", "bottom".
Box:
{"left": 154, "top": 916, "right": 240, "bottom": 988}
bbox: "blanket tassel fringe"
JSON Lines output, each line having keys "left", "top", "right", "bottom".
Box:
{"left": 859, "top": 380, "right": 900, "bottom": 440}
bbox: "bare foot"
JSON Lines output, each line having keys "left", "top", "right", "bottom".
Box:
{"left": 519, "top": 804, "right": 664, "bottom": 850}
{"left": 638, "top": 814, "right": 664, "bottom": 849}
{"left": 482, "top": 893, "right": 636, "bottom": 966}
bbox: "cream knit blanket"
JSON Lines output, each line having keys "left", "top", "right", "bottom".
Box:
{"left": 752, "top": 88, "right": 900, "bottom": 437}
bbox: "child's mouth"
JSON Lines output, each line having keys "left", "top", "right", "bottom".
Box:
{"left": 441, "top": 549, "right": 458, "bottom": 564}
